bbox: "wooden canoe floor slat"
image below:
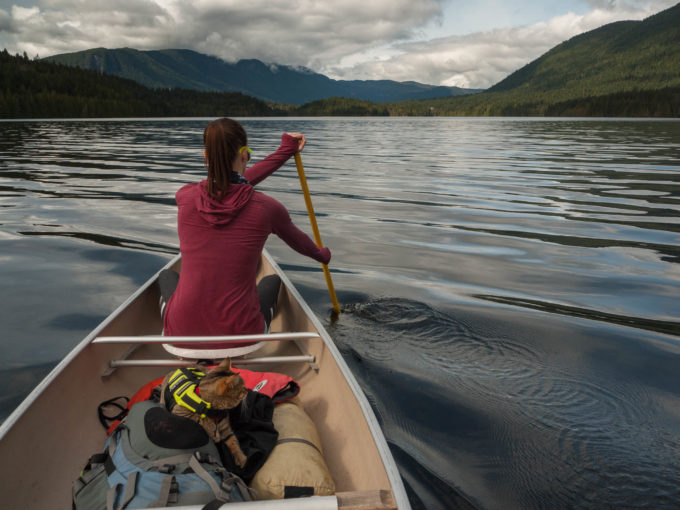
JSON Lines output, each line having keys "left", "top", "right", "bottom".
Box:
{"left": 337, "top": 490, "right": 397, "bottom": 510}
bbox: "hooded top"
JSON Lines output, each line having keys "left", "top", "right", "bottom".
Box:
{"left": 163, "top": 134, "right": 330, "bottom": 341}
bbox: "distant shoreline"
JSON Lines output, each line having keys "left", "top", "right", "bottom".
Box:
{"left": 2, "top": 51, "right": 678, "bottom": 119}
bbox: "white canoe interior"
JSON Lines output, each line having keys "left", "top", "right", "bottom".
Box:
{"left": 0, "top": 251, "right": 409, "bottom": 510}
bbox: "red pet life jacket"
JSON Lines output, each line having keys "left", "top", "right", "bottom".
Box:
{"left": 232, "top": 367, "right": 300, "bottom": 403}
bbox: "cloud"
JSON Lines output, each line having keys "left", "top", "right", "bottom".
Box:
{"left": 0, "top": 9, "right": 16, "bottom": 33}
{"left": 0, "top": 0, "right": 444, "bottom": 64}
{"left": 327, "top": 0, "right": 678, "bottom": 88}
{"left": 0, "top": 0, "right": 675, "bottom": 88}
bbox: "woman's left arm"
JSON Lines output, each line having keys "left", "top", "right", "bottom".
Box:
{"left": 269, "top": 197, "right": 331, "bottom": 264}
{"left": 245, "top": 132, "right": 305, "bottom": 185}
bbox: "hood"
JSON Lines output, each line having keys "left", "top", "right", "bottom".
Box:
{"left": 195, "top": 180, "right": 254, "bottom": 226}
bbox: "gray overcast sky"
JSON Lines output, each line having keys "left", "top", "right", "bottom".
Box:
{"left": 0, "top": 0, "right": 675, "bottom": 88}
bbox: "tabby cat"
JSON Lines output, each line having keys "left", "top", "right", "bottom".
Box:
{"left": 160, "top": 358, "right": 249, "bottom": 467}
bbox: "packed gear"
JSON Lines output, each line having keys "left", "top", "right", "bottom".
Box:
{"left": 100, "top": 366, "right": 299, "bottom": 436}
{"left": 250, "top": 398, "right": 335, "bottom": 500}
{"left": 73, "top": 400, "right": 252, "bottom": 509}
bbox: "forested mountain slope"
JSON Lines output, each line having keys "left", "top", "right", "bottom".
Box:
{"left": 44, "top": 48, "right": 480, "bottom": 105}
{"left": 389, "top": 3, "right": 680, "bottom": 116}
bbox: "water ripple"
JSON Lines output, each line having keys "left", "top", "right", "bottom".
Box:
{"left": 476, "top": 294, "right": 680, "bottom": 336}
{"left": 18, "top": 230, "right": 177, "bottom": 254}
{"left": 2, "top": 118, "right": 679, "bottom": 510}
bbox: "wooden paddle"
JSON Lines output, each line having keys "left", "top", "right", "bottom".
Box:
{"left": 294, "top": 151, "right": 342, "bottom": 315}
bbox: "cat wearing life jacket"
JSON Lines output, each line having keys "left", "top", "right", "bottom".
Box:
{"left": 160, "top": 358, "right": 249, "bottom": 468}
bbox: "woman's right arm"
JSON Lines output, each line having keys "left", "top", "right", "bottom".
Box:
{"left": 245, "top": 133, "right": 305, "bottom": 186}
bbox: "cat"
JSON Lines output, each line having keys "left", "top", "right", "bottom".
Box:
{"left": 160, "top": 358, "right": 249, "bottom": 468}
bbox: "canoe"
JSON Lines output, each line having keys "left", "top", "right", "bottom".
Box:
{"left": 0, "top": 250, "right": 411, "bottom": 509}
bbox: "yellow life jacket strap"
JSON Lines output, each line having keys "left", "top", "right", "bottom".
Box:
{"left": 167, "top": 367, "right": 212, "bottom": 418}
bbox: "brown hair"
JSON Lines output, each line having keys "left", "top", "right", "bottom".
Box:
{"left": 203, "top": 118, "right": 247, "bottom": 199}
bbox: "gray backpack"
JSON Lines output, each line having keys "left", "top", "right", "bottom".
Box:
{"left": 73, "top": 400, "right": 253, "bottom": 509}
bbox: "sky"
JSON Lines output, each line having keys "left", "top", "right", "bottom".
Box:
{"left": 0, "top": 0, "right": 676, "bottom": 89}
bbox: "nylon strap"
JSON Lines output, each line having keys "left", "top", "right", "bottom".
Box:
{"left": 76, "top": 463, "right": 104, "bottom": 487}
{"left": 146, "top": 475, "right": 176, "bottom": 508}
{"left": 104, "top": 432, "right": 120, "bottom": 476}
{"left": 179, "top": 391, "right": 210, "bottom": 417}
{"left": 106, "top": 484, "right": 121, "bottom": 510}
{"left": 148, "top": 453, "right": 194, "bottom": 469}
{"left": 105, "top": 472, "right": 138, "bottom": 510}
{"left": 202, "top": 498, "right": 226, "bottom": 510}
{"left": 189, "top": 454, "right": 229, "bottom": 501}
{"left": 121, "top": 472, "right": 137, "bottom": 509}
{"left": 276, "top": 437, "right": 323, "bottom": 455}
{"left": 227, "top": 473, "right": 253, "bottom": 502}
{"left": 97, "top": 396, "right": 129, "bottom": 430}
{"left": 86, "top": 453, "right": 108, "bottom": 470}
{"left": 108, "top": 430, "right": 119, "bottom": 457}
{"left": 168, "top": 367, "right": 212, "bottom": 417}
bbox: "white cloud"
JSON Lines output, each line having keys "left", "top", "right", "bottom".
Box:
{"left": 326, "top": 0, "right": 678, "bottom": 88}
{"left": 12, "top": 6, "right": 40, "bottom": 20}
{"left": 0, "top": 0, "right": 444, "bottom": 64}
{"left": 0, "top": 0, "right": 676, "bottom": 88}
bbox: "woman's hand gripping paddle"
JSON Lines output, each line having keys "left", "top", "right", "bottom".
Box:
{"left": 294, "top": 151, "right": 342, "bottom": 316}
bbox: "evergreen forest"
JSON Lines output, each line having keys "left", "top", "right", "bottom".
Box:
{"left": 0, "top": 50, "right": 285, "bottom": 118}
{"left": 1, "top": 2, "right": 679, "bottom": 119}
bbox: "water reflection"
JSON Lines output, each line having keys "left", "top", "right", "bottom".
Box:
{"left": 1, "top": 118, "right": 679, "bottom": 509}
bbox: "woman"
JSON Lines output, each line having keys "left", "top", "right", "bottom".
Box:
{"left": 160, "top": 118, "right": 330, "bottom": 350}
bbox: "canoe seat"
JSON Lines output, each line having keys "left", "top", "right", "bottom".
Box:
{"left": 161, "top": 340, "right": 265, "bottom": 360}
{"left": 94, "top": 332, "right": 321, "bottom": 376}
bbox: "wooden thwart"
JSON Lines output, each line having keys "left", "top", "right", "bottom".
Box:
{"left": 337, "top": 490, "right": 397, "bottom": 510}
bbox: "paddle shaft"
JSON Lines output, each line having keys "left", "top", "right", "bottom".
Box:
{"left": 294, "top": 152, "right": 341, "bottom": 314}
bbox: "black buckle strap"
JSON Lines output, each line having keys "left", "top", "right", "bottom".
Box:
{"left": 97, "top": 396, "right": 129, "bottom": 430}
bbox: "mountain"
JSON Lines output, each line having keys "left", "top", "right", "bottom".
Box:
{"left": 6, "top": 3, "right": 679, "bottom": 118}
{"left": 0, "top": 50, "right": 287, "bottom": 118}
{"left": 43, "top": 48, "right": 481, "bottom": 105}
{"left": 389, "top": 2, "right": 680, "bottom": 116}
{"left": 488, "top": 2, "right": 680, "bottom": 98}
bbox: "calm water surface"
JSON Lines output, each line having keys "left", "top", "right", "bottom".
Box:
{"left": 1, "top": 117, "right": 679, "bottom": 509}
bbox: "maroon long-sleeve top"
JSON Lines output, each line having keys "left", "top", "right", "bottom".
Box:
{"left": 163, "top": 134, "right": 330, "bottom": 342}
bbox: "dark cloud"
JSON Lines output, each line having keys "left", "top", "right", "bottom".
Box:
{"left": 0, "top": 0, "right": 674, "bottom": 87}
{"left": 0, "top": 10, "right": 17, "bottom": 34}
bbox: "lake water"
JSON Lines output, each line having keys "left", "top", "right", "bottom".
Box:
{"left": 1, "top": 117, "right": 679, "bottom": 509}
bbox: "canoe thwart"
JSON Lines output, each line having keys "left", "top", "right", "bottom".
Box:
{"left": 168, "top": 490, "right": 397, "bottom": 509}
{"left": 294, "top": 338, "right": 319, "bottom": 372}
{"left": 337, "top": 490, "right": 397, "bottom": 510}
{"left": 93, "top": 331, "right": 321, "bottom": 344}
{"left": 108, "top": 354, "right": 316, "bottom": 369}
{"left": 185, "top": 495, "right": 339, "bottom": 508}
{"left": 100, "top": 344, "right": 142, "bottom": 378}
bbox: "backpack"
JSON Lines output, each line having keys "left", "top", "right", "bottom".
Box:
{"left": 73, "top": 400, "right": 253, "bottom": 509}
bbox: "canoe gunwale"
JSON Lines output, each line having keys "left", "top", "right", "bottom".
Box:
{"left": 262, "top": 251, "right": 410, "bottom": 510}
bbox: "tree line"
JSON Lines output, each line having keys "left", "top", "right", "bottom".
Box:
{"left": 1, "top": 50, "right": 677, "bottom": 118}
{"left": 0, "top": 50, "right": 390, "bottom": 118}
{"left": 0, "top": 50, "right": 285, "bottom": 118}
{"left": 386, "top": 87, "right": 680, "bottom": 117}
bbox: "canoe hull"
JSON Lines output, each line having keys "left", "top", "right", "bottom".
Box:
{"left": 0, "top": 251, "right": 410, "bottom": 509}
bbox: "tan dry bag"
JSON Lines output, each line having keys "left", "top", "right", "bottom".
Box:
{"left": 250, "top": 398, "right": 335, "bottom": 499}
